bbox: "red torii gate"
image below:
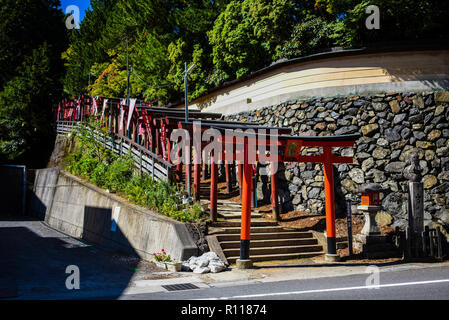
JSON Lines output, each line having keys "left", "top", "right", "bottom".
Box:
{"left": 176, "top": 120, "right": 292, "bottom": 211}
{"left": 138, "top": 109, "right": 222, "bottom": 182}
{"left": 55, "top": 95, "right": 224, "bottom": 163}
{"left": 160, "top": 117, "right": 290, "bottom": 191}
{"left": 176, "top": 120, "right": 359, "bottom": 264}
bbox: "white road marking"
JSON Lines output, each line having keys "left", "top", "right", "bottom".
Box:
{"left": 196, "top": 278, "right": 449, "bottom": 300}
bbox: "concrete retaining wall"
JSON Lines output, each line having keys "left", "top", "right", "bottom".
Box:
{"left": 31, "top": 168, "right": 198, "bottom": 261}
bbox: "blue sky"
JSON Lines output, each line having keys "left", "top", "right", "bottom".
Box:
{"left": 60, "top": 0, "right": 91, "bottom": 22}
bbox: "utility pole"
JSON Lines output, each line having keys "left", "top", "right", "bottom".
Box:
{"left": 184, "top": 62, "right": 196, "bottom": 198}
{"left": 126, "top": 37, "right": 131, "bottom": 139}
{"left": 184, "top": 62, "right": 196, "bottom": 123}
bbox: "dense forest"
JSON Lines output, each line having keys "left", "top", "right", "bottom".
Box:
{"left": 1, "top": 0, "right": 448, "bottom": 165}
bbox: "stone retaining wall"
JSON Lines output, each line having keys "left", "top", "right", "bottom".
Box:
{"left": 225, "top": 91, "right": 449, "bottom": 236}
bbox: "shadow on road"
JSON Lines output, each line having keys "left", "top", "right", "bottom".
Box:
{"left": 0, "top": 206, "right": 142, "bottom": 300}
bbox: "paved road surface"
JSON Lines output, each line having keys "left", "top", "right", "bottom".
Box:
{"left": 0, "top": 220, "right": 160, "bottom": 299}
{"left": 1, "top": 219, "right": 448, "bottom": 301}
{"left": 120, "top": 264, "right": 449, "bottom": 300}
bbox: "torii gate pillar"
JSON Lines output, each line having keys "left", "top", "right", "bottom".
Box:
{"left": 236, "top": 142, "right": 253, "bottom": 269}
{"left": 323, "top": 146, "right": 339, "bottom": 262}
{"left": 270, "top": 162, "right": 280, "bottom": 221}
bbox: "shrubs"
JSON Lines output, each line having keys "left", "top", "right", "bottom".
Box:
{"left": 64, "top": 121, "right": 207, "bottom": 223}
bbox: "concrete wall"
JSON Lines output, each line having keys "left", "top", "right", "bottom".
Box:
{"left": 175, "top": 49, "right": 449, "bottom": 115}
{"left": 31, "top": 168, "right": 198, "bottom": 261}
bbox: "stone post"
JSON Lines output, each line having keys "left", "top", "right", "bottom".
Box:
{"left": 406, "top": 153, "right": 424, "bottom": 234}
{"left": 404, "top": 152, "right": 425, "bottom": 259}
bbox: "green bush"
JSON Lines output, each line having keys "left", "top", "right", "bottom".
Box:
{"left": 89, "top": 161, "right": 108, "bottom": 187}
{"left": 103, "top": 157, "right": 134, "bottom": 192}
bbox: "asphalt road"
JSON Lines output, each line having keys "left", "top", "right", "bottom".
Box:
{"left": 120, "top": 265, "right": 449, "bottom": 300}
{"left": 1, "top": 219, "right": 448, "bottom": 301}
{"left": 0, "top": 220, "right": 160, "bottom": 299}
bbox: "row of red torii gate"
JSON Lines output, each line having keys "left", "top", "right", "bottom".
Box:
{"left": 54, "top": 95, "right": 360, "bottom": 263}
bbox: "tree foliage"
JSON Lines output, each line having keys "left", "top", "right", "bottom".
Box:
{"left": 62, "top": 0, "right": 448, "bottom": 107}
{"left": 0, "top": 0, "right": 68, "bottom": 166}
{"left": 209, "top": 0, "right": 297, "bottom": 80}
{"left": 1, "top": 0, "right": 446, "bottom": 163}
{"left": 275, "top": 16, "right": 336, "bottom": 60}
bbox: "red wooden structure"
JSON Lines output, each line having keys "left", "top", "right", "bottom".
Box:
{"left": 176, "top": 121, "right": 359, "bottom": 261}
{"left": 54, "top": 95, "right": 359, "bottom": 262}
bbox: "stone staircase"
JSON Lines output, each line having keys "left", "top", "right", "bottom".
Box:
{"left": 205, "top": 199, "right": 324, "bottom": 265}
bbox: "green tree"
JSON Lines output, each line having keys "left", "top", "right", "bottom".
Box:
{"left": 275, "top": 16, "right": 336, "bottom": 60}
{"left": 314, "top": 0, "right": 449, "bottom": 47}
{"left": 62, "top": 0, "right": 114, "bottom": 96}
{"left": 0, "top": 44, "right": 65, "bottom": 165}
{"left": 62, "top": 0, "right": 449, "bottom": 106}
{"left": 209, "top": 0, "right": 297, "bottom": 81}
{"left": 0, "top": 0, "right": 67, "bottom": 89}
{"left": 83, "top": 0, "right": 229, "bottom": 104}
{"left": 0, "top": 0, "right": 68, "bottom": 166}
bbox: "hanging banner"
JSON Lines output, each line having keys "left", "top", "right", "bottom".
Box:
{"left": 119, "top": 107, "right": 125, "bottom": 131}
{"left": 119, "top": 99, "right": 126, "bottom": 131}
{"left": 92, "top": 97, "right": 98, "bottom": 115}
{"left": 140, "top": 109, "right": 152, "bottom": 140}
{"left": 101, "top": 99, "right": 108, "bottom": 120}
{"left": 75, "top": 98, "right": 81, "bottom": 120}
{"left": 126, "top": 98, "right": 137, "bottom": 131}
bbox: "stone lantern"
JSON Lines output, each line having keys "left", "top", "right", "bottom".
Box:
{"left": 354, "top": 183, "right": 396, "bottom": 258}
{"left": 357, "top": 183, "right": 387, "bottom": 236}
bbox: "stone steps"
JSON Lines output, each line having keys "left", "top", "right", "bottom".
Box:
{"left": 205, "top": 200, "right": 324, "bottom": 264}
{"left": 217, "top": 208, "right": 262, "bottom": 214}
{"left": 220, "top": 238, "right": 318, "bottom": 249}
{"left": 226, "top": 252, "right": 323, "bottom": 264}
{"left": 218, "top": 214, "right": 263, "bottom": 220}
{"left": 212, "top": 220, "right": 277, "bottom": 228}
{"left": 224, "top": 244, "right": 323, "bottom": 257}
{"left": 215, "top": 231, "right": 316, "bottom": 241}
{"left": 210, "top": 225, "right": 301, "bottom": 234}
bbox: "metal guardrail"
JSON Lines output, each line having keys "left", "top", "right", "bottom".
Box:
{"left": 56, "top": 121, "right": 174, "bottom": 183}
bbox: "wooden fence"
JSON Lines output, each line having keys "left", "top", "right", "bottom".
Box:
{"left": 56, "top": 121, "right": 175, "bottom": 183}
